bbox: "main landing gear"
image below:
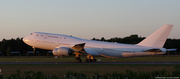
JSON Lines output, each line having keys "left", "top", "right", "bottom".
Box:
{"left": 75, "top": 54, "right": 82, "bottom": 62}
{"left": 85, "top": 55, "right": 97, "bottom": 62}
{"left": 75, "top": 54, "right": 97, "bottom": 62}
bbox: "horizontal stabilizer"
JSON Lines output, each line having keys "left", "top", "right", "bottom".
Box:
{"left": 166, "top": 49, "right": 177, "bottom": 51}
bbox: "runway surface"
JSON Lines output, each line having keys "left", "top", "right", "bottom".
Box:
{"left": 0, "top": 61, "right": 180, "bottom": 65}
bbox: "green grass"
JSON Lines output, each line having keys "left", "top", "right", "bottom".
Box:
{"left": 0, "top": 64, "right": 177, "bottom": 66}
{"left": 0, "top": 55, "right": 180, "bottom": 62}
{"left": 1, "top": 66, "right": 180, "bottom": 79}
{"left": 0, "top": 64, "right": 178, "bottom": 75}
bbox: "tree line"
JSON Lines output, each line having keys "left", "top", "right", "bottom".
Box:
{"left": 0, "top": 38, "right": 31, "bottom": 56}
{"left": 0, "top": 34, "right": 179, "bottom": 56}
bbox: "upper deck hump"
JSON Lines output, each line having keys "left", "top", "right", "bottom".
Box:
{"left": 33, "top": 32, "right": 84, "bottom": 40}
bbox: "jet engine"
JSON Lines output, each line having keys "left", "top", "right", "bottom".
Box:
{"left": 53, "top": 47, "right": 74, "bottom": 56}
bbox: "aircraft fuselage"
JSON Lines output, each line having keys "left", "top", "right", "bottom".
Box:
{"left": 23, "top": 32, "right": 166, "bottom": 58}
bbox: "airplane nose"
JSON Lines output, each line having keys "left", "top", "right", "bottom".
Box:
{"left": 23, "top": 36, "right": 30, "bottom": 43}
{"left": 23, "top": 37, "right": 27, "bottom": 43}
{"left": 23, "top": 37, "right": 26, "bottom": 42}
{"left": 23, "top": 35, "right": 35, "bottom": 46}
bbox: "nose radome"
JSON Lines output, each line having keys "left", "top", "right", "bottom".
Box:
{"left": 23, "top": 36, "right": 30, "bottom": 43}
{"left": 23, "top": 36, "right": 27, "bottom": 43}
{"left": 23, "top": 35, "right": 35, "bottom": 46}
{"left": 23, "top": 37, "right": 26, "bottom": 42}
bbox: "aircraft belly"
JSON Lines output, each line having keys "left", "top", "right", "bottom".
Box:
{"left": 84, "top": 48, "right": 101, "bottom": 56}
{"left": 122, "top": 52, "right": 165, "bottom": 57}
{"left": 35, "top": 41, "right": 57, "bottom": 50}
{"left": 99, "top": 50, "right": 165, "bottom": 58}
{"left": 99, "top": 49, "right": 123, "bottom": 58}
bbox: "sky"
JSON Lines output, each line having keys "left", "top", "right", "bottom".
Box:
{"left": 0, "top": 0, "right": 180, "bottom": 40}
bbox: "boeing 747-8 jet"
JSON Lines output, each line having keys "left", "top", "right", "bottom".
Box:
{"left": 23, "top": 24, "right": 174, "bottom": 62}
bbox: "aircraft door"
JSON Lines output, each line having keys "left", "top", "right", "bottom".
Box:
{"left": 44, "top": 35, "right": 47, "bottom": 39}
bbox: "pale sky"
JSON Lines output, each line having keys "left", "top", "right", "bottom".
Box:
{"left": 0, "top": 0, "right": 179, "bottom": 40}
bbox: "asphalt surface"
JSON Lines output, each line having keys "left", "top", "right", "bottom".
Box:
{"left": 0, "top": 61, "right": 180, "bottom": 64}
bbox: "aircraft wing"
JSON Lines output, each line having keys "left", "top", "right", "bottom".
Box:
{"left": 71, "top": 43, "right": 87, "bottom": 55}
{"left": 72, "top": 43, "right": 86, "bottom": 51}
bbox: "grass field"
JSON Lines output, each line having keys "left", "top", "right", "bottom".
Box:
{"left": 0, "top": 55, "right": 180, "bottom": 62}
{"left": 0, "top": 55, "right": 180, "bottom": 76}
{"left": 0, "top": 64, "right": 177, "bottom": 76}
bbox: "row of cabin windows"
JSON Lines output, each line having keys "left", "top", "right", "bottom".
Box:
{"left": 34, "top": 34, "right": 66, "bottom": 39}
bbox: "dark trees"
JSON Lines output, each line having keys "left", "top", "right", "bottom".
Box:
{"left": 0, "top": 38, "right": 31, "bottom": 56}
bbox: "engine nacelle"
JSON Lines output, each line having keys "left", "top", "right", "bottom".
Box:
{"left": 52, "top": 47, "right": 74, "bottom": 56}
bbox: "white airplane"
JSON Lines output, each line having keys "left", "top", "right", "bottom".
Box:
{"left": 23, "top": 24, "right": 174, "bottom": 62}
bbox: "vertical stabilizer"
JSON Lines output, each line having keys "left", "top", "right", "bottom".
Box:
{"left": 137, "top": 24, "right": 173, "bottom": 48}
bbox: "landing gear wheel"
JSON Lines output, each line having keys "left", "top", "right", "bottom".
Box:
{"left": 77, "top": 59, "right": 82, "bottom": 62}
{"left": 75, "top": 53, "right": 82, "bottom": 62}
{"left": 32, "top": 47, "right": 36, "bottom": 54}
{"left": 75, "top": 56, "right": 81, "bottom": 62}
{"left": 75, "top": 57, "right": 80, "bottom": 60}
{"left": 92, "top": 59, "right": 97, "bottom": 62}
{"left": 88, "top": 59, "right": 92, "bottom": 62}
{"left": 85, "top": 59, "right": 89, "bottom": 62}
{"left": 86, "top": 55, "right": 96, "bottom": 62}
{"left": 85, "top": 59, "right": 92, "bottom": 62}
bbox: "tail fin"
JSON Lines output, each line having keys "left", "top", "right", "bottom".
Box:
{"left": 137, "top": 24, "right": 173, "bottom": 48}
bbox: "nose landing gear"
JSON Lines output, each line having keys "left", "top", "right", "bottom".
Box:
{"left": 32, "top": 47, "right": 36, "bottom": 53}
